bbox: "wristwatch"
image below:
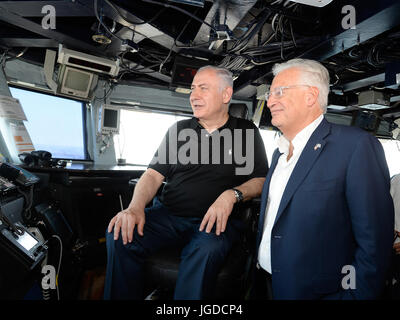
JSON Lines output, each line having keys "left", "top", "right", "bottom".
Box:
{"left": 232, "top": 188, "right": 243, "bottom": 203}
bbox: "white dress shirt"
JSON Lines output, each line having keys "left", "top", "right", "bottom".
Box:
{"left": 258, "top": 115, "right": 323, "bottom": 273}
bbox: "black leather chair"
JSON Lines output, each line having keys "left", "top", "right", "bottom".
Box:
{"left": 132, "top": 103, "right": 259, "bottom": 299}
{"left": 141, "top": 199, "right": 260, "bottom": 299}
{"left": 228, "top": 103, "right": 249, "bottom": 119}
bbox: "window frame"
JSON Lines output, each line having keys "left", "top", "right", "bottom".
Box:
{"left": 9, "top": 84, "right": 91, "bottom": 161}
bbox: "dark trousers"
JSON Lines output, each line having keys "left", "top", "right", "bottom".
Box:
{"left": 252, "top": 266, "right": 273, "bottom": 300}
{"left": 103, "top": 198, "right": 242, "bottom": 300}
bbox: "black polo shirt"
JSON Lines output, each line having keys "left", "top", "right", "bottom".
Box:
{"left": 148, "top": 116, "right": 268, "bottom": 217}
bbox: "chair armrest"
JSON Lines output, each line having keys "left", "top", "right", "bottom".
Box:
{"left": 232, "top": 197, "right": 261, "bottom": 228}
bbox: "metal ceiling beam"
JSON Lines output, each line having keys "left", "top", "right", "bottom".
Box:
{"left": 0, "top": 5, "right": 107, "bottom": 56}
{"left": 78, "top": 0, "right": 182, "bottom": 53}
{"left": 0, "top": 0, "right": 179, "bottom": 54}
{"left": 234, "top": 0, "right": 400, "bottom": 93}
{"left": 120, "top": 63, "right": 171, "bottom": 83}
{"left": 193, "top": 0, "right": 257, "bottom": 50}
{"left": 0, "top": 1, "right": 175, "bottom": 85}
{"left": 338, "top": 73, "right": 385, "bottom": 92}
{"left": 233, "top": 64, "right": 272, "bottom": 92}
{"left": 300, "top": 0, "right": 400, "bottom": 61}
{"left": 0, "top": 38, "right": 58, "bottom": 48}
{"left": 0, "top": 1, "right": 93, "bottom": 17}
{"left": 77, "top": 0, "right": 184, "bottom": 83}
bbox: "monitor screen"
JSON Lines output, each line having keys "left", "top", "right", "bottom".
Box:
{"left": 100, "top": 105, "right": 120, "bottom": 133}
{"left": 170, "top": 56, "right": 207, "bottom": 88}
{"left": 103, "top": 108, "right": 118, "bottom": 128}
{"left": 64, "top": 68, "right": 91, "bottom": 91}
{"left": 61, "top": 66, "right": 93, "bottom": 98}
{"left": 171, "top": 65, "right": 198, "bottom": 87}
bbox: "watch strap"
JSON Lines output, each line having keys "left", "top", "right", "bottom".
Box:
{"left": 232, "top": 188, "right": 243, "bottom": 203}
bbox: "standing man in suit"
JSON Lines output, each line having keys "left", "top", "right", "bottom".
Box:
{"left": 255, "top": 58, "right": 394, "bottom": 299}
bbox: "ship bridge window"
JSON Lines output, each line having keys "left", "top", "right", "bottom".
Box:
{"left": 10, "top": 87, "right": 88, "bottom": 160}
{"left": 259, "top": 129, "right": 280, "bottom": 166}
{"left": 114, "top": 108, "right": 190, "bottom": 166}
{"left": 259, "top": 128, "right": 400, "bottom": 177}
{"left": 379, "top": 138, "right": 400, "bottom": 177}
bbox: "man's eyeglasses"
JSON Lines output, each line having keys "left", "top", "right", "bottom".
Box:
{"left": 265, "top": 85, "right": 312, "bottom": 100}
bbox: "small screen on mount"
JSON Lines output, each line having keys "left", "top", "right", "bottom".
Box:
{"left": 64, "top": 68, "right": 91, "bottom": 91}
{"left": 103, "top": 108, "right": 118, "bottom": 128}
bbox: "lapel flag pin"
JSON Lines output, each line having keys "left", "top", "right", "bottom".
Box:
{"left": 314, "top": 143, "right": 321, "bottom": 150}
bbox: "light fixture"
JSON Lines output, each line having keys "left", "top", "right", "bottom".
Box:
{"left": 92, "top": 33, "right": 112, "bottom": 45}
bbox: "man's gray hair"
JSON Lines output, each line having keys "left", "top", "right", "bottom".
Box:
{"left": 272, "top": 59, "right": 330, "bottom": 113}
{"left": 197, "top": 65, "right": 233, "bottom": 91}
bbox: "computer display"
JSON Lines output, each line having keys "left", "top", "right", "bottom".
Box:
{"left": 60, "top": 66, "right": 94, "bottom": 98}
{"left": 99, "top": 105, "right": 121, "bottom": 134}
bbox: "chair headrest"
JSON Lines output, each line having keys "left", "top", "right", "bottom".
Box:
{"left": 229, "top": 103, "right": 249, "bottom": 120}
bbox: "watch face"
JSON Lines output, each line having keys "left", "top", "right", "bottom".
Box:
{"left": 233, "top": 189, "right": 243, "bottom": 202}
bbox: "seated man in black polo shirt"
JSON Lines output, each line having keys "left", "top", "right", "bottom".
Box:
{"left": 104, "top": 65, "right": 268, "bottom": 300}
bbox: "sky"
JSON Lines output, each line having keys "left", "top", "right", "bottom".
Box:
{"left": 10, "top": 87, "right": 85, "bottom": 159}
